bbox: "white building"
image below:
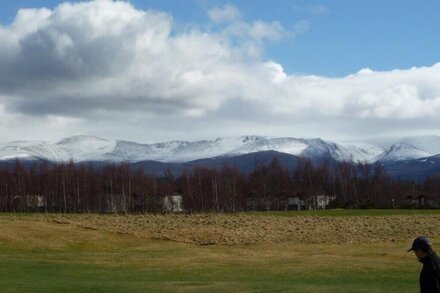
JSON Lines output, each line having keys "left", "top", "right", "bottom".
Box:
{"left": 287, "top": 195, "right": 333, "bottom": 210}
{"left": 287, "top": 197, "right": 306, "bottom": 210}
{"left": 315, "top": 195, "right": 334, "bottom": 209}
{"left": 163, "top": 193, "right": 184, "bottom": 212}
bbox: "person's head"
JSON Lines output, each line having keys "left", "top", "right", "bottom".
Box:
{"left": 408, "top": 236, "right": 434, "bottom": 259}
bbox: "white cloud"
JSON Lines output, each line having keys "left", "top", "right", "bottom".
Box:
{"left": 208, "top": 4, "right": 241, "bottom": 23}
{"left": 219, "top": 20, "right": 290, "bottom": 43}
{"left": 0, "top": 0, "right": 439, "bottom": 142}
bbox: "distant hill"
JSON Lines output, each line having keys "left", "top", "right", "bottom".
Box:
{"left": 2, "top": 134, "right": 440, "bottom": 179}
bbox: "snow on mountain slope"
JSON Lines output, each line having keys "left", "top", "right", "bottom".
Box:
{"left": 0, "top": 135, "right": 387, "bottom": 163}
{"left": 167, "top": 136, "right": 382, "bottom": 163}
{"left": 0, "top": 140, "right": 68, "bottom": 161}
{"left": 56, "top": 135, "right": 116, "bottom": 161}
{"left": 227, "top": 137, "right": 308, "bottom": 157}
{"left": 169, "top": 139, "right": 226, "bottom": 162}
{"left": 378, "top": 135, "right": 440, "bottom": 161}
{"left": 155, "top": 136, "right": 270, "bottom": 162}
{"left": 169, "top": 136, "right": 308, "bottom": 162}
{"left": 151, "top": 141, "right": 190, "bottom": 158}
{"left": 103, "top": 140, "right": 155, "bottom": 161}
{"left": 335, "top": 142, "right": 385, "bottom": 163}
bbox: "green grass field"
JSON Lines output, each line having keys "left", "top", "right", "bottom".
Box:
{"left": 1, "top": 210, "right": 437, "bottom": 292}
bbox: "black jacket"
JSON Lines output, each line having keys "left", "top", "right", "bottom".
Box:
{"left": 420, "top": 252, "right": 440, "bottom": 293}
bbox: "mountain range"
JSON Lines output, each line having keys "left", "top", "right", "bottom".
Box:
{"left": 2, "top": 135, "right": 440, "bottom": 179}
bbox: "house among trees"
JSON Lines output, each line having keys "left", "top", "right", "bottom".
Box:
{"left": 286, "top": 195, "right": 333, "bottom": 210}
{"left": 405, "top": 195, "right": 436, "bottom": 207}
{"left": 163, "top": 192, "right": 184, "bottom": 212}
{"left": 287, "top": 197, "right": 306, "bottom": 210}
{"left": 11, "top": 194, "right": 47, "bottom": 212}
{"left": 314, "top": 195, "right": 334, "bottom": 209}
{"left": 246, "top": 197, "right": 282, "bottom": 211}
{"left": 2, "top": 158, "right": 440, "bottom": 213}
{"left": 246, "top": 194, "right": 334, "bottom": 211}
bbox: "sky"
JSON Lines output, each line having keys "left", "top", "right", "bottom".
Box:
{"left": 0, "top": 0, "right": 439, "bottom": 144}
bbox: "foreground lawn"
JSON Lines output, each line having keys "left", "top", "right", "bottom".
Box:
{"left": 0, "top": 213, "right": 432, "bottom": 292}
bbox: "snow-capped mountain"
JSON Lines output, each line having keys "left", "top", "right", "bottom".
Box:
{"left": 56, "top": 136, "right": 116, "bottom": 161}
{"left": 377, "top": 135, "right": 440, "bottom": 161}
{"left": 0, "top": 140, "right": 67, "bottom": 162}
{"left": 4, "top": 134, "right": 440, "bottom": 179}
{"left": 0, "top": 135, "right": 383, "bottom": 163}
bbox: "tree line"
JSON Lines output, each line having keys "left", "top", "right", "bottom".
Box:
{"left": 0, "top": 158, "right": 439, "bottom": 213}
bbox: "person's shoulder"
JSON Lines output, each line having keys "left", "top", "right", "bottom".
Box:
{"left": 421, "top": 255, "right": 438, "bottom": 268}
{"left": 433, "top": 255, "right": 440, "bottom": 266}
{"left": 426, "top": 254, "right": 440, "bottom": 271}
{"left": 431, "top": 253, "right": 440, "bottom": 262}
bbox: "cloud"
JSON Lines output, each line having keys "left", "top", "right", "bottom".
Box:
{"left": 232, "top": 20, "right": 288, "bottom": 41}
{"left": 208, "top": 4, "right": 241, "bottom": 23}
{"left": 0, "top": 0, "right": 295, "bottom": 119}
{"left": 0, "top": 0, "right": 439, "bottom": 142}
{"left": 205, "top": 4, "right": 297, "bottom": 58}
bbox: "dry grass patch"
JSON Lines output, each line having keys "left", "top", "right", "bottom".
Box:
{"left": 2, "top": 213, "right": 437, "bottom": 246}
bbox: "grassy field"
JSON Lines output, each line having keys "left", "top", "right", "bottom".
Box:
{"left": 246, "top": 208, "right": 440, "bottom": 217}
{"left": 1, "top": 210, "right": 438, "bottom": 292}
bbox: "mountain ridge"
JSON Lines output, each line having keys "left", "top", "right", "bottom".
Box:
{"left": 1, "top": 134, "right": 440, "bottom": 166}
{"left": 0, "top": 135, "right": 383, "bottom": 164}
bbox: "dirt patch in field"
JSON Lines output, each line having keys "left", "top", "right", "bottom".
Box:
{"left": 3, "top": 213, "right": 440, "bottom": 245}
